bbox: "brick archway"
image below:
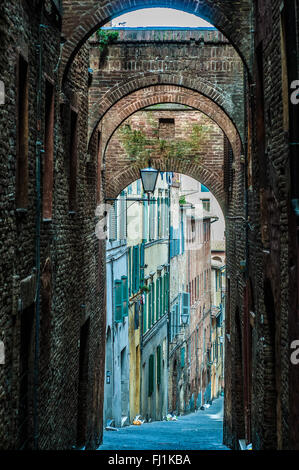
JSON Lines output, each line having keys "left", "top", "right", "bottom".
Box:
{"left": 61, "top": 0, "right": 251, "bottom": 83}
{"left": 92, "top": 84, "right": 242, "bottom": 159}
{"left": 89, "top": 74, "right": 242, "bottom": 141}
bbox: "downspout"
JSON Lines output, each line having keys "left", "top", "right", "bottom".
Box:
{"left": 33, "top": 4, "right": 46, "bottom": 450}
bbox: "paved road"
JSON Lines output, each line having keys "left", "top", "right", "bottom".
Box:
{"left": 98, "top": 396, "right": 229, "bottom": 450}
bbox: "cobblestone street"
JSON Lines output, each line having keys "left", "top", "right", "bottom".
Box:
{"left": 98, "top": 397, "right": 229, "bottom": 450}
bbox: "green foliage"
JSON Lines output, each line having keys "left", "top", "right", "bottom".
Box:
{"left": 119, "top": 116, "right": 206, "bottom": 165}
{"left": 179, "top": 195, "right": 187, "bottom": 205}
{"left": 97, "top": 29, "right": 119, "bottom": 53}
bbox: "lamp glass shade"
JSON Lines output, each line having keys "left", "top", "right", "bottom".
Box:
{"left": 140, "top": 167, "right": 159, "bottom": 193}
{"left": 181, "top": 312, "right": 189, "bottom": 325}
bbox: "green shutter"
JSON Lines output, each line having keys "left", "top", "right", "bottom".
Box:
{"left": 148, "top": 354, "right": 154, "bottom": 396}
{"left": 159, "top": 276, "right": 163, "bottom": 318}
{"left": 128, "top": 247, "right": 132, "bottom": 296}
{"left": 157, "top": 345, "right": 161, "bottom": 385}
{"left": 114, "top": 280, "right": 122, "bottom": 322}
{"left": 148, "top": 289, "right": 152, "bottom": 330}
{"left": 121, "top": 276, "right": 128, "bottom": 317}
{"left": 151, "top": 282, "right": 155, "bottom": 325}
{"left": 156, "top": 279, "right": 159, "bottom": 321}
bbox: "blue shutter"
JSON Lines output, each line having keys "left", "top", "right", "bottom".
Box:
{"left": 114, "top": 280, "right": 122, "bottom": 322}
{"left": 121, "top": 276, "right": 128, "bottom": 317}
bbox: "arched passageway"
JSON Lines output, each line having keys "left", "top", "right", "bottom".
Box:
{"left": 1, "top": 0, "right": 299, "bottom": 452}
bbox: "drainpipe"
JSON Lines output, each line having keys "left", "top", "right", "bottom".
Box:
{"left": 33, "top": 4, "right": 46, "bottom": 450}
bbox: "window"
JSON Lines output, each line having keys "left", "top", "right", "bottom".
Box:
{"left": 43, "top": 80, "right": 55, "bottom": 220}
{"left": 16, "top": 54, "right": 29, "bottom": 209}
{"left": 201, "top": 199, "right": 210, "bottom": 212}
{"left": 159, "top": 118, "right": 174, "bottom": 140}
{"left": 69, "top": 109, "right": 78, "bottom": 211}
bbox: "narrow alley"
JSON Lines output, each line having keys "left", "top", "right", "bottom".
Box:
{"left": 99, "top": 397, "right": 228, "bottom": 451}
{"left": 1, "top": 0, "right": 299, "bottom": 453}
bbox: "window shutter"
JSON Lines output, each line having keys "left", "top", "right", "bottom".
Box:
{"left": 148, "top": 354, "right": 154, "bottom": 396}
{"left": 156, "top": 279, "right": 159, "bottom": 321}
{"left": 121, "top": 276, "right": 128, "bottom": 317}
{"left": 133, "top": 245, "right": 140, "bottom": 293}
{"left": 175, "top": 303, "right": 179, "bottom": 336}
{"left": 148, "top": 288, "right": 152, "bottom": 329}
{"left": 151, "top": 282, "right": 155, "bottom": 325}
{"left": 159, "top": 276, "right": 163, "bottom": 318}
{"left": 114, "top": 280, "right": 122, "bottom": 322}
{"left": 128, "top": 247, "right": 132, "bottom": 296}
{"left": 157, "top": 345, "right": 161, "bottom": 385}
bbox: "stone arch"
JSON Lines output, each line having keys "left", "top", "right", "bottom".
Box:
{"left": 91, "top": 83, "right": 242, "bottom": 159}
{"left": 61, "top": 0, "right": 252, "bottom": 83}
{"left": 89, "top": 74, "right": 242, "bottom": 141}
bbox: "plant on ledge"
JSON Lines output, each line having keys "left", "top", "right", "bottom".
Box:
{"left": 119, "top": 118, "right": 206, "bottom": 166}
{"left": 97, "top": 29, "right": 119, "bottom": 55}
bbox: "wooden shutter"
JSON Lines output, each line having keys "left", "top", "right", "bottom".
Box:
{"left": 156, "top": 279, "right": 159, "bottom": 321}
{"left": 114, "top": 280, "right": 122, "bottom": 322}
{"left": 121, "top": 276, "right": 128, "bottom": 317}
{"left": 159, "top": 276, "right": 163, "bottom": 318}
{"left": 151, "top": 282, "right": 155, "bottom": 325}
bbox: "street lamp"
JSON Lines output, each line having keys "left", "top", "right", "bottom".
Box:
{"left": 181, "top": 311, "right": 190, "bottom": 326}
{"left": 140, "top": 167, "right": 159, "bottom": 195}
